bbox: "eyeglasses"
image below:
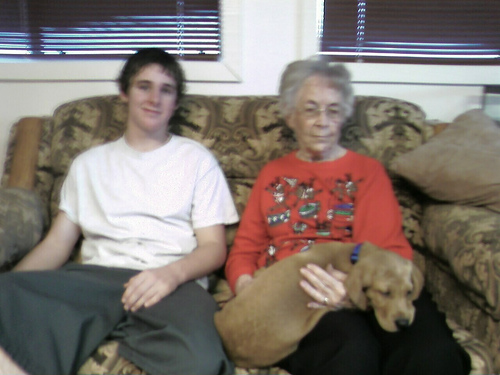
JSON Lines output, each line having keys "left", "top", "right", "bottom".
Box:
{"left": 299, "top": 106, "right": 343, "bottom": 121}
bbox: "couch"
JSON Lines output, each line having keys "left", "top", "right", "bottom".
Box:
{"left": 0, "top": 94, "right": 497, "bottom": 374}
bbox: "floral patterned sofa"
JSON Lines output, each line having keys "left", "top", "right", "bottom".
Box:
{"left": 0, "top": 94, "right": 497, "bottom": 374}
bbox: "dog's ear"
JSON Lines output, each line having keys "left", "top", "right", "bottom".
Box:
{"left": 344, "top": 265, "right": 369, "bottom": 310}
{"left": 410, "top": 265, "right": 424, "bottom": 300}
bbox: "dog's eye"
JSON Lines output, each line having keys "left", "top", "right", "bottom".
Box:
{"left": 407, "top": 290, "right": 413, "bottom": 297}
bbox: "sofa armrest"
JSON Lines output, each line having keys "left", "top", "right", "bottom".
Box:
{"left": 7, "top": 117, "right": 43, "bottom": 190}
{"left": 422, "top": 204, "right": 500, "bottom": 318}
{"left": 0, "top": 188, "right": 45, "bottom": 270}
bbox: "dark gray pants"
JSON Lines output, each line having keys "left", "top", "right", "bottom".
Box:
{"left": 0, "top": 263, "right": 233, "bottom": 375}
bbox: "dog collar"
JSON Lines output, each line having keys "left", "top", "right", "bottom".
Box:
{"left": 350, "top": 243, "right": 362, "bottom": 264}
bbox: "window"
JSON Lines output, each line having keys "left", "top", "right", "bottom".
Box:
{"left": 0, "top": 0, "right": 220, "bottom": 60}
{"left": 320, "top": 0, "right": 500, "bottom": 65}
{"left": 483, "top": 86, "right": 500, "bottom": 121}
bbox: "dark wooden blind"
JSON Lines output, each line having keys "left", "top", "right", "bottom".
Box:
{"left": 321, "top": 0, "right": 500, "bottom": 65}
{"left": 0, "top": 0, "right": 220, "bottom": 60}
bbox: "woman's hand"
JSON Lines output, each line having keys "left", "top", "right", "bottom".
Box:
{"left": 122, "top": 266, "right": 181, "bottom": 312}
{"left": 299, "top": 263, "right": 348, "bottom": 310}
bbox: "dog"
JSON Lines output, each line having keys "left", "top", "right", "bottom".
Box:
{"left": 214, "top": 241, "right": 424, "bottom": 368}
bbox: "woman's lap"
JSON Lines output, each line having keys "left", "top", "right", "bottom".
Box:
{"left": 370, "top": 289, "right": 471, "bottom": 375}
{"left": 277, "top": 289, "right": 471, "bottom": 375}
{"left": 277, "top": 309, "right": 380, "bottom": 375}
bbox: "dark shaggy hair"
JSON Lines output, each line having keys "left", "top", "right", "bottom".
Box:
{"left": 117, "top": 48, "right": 186, "bottom": 103}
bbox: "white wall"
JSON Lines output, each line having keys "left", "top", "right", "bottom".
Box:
{"left": 1, "top": 0, "right": 499, "bottom": 177}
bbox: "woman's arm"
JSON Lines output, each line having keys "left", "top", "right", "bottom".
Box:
{"left": 353, "top": 160, "right": 413, "bottom": 259}
{"left": 14, "top": 212, "right": 81, "bottom": 271}
{"left": 121, "top": 224, "right": 227, "bottom": 312}
{"left": 225, "top": 175, "right": 272, "bottom": 293}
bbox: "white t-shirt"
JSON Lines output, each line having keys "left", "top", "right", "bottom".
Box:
{"left": 60, "top": 135, "right": 239, "bottom": 278}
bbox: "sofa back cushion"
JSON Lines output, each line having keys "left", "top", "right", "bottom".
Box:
{"left": 47, "top": 95, "right": 296, "bottom": 221}
{"left": 49, "top": 96, "right": 128, "bottom": 221}
{"left": 340, "top": 96, "right": 433, "bottom": 165}
{"left": 3, "top": 94, "right": 433, "bottom": 251}
{"left": 338, "top": 96, "right": 434, "bottom": 251}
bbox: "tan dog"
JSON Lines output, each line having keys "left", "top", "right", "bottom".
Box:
{"left": 214, "top": 241, "right": 424, "bottom": 368}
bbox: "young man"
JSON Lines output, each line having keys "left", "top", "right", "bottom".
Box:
{"left": 0, "top": 49, "right": 238, "bottom": 375}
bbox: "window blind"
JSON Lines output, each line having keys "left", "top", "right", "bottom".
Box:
{"left": 0, "top": 0, "right": 220, "bottom": 60}
{"left": 320, "top": 0, "right": 500, "bottom": 65}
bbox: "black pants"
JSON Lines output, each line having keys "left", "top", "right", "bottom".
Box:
{"left": 276, "top": 289, "right": 471, "bottom": 375}
{"left": 0, "top": 264, "right": 233, "bottom": 375}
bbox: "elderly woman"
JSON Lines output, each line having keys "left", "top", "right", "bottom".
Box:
{"left": 225, "top": 58, "right": 470, "bottom": 375}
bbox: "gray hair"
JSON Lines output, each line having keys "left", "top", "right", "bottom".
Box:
{"left": 278, "top": 57, "right": 354, "bottom": 119}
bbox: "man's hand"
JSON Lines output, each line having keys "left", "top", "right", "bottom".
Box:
{"left": 234, "top": 274, "right": 254, "bottom": 295}
{"left": 121, "top": 224, "right": 227, "bottom": 312}
{"left": 122, "top": 266, "right": 181, "bottom": 312}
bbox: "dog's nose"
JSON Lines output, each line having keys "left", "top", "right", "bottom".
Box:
{"left": 395, "top": 319, "right": 410, "bottom": 330}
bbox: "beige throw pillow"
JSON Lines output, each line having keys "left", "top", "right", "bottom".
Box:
{"left": 390, "top": 109, "right": 500, "bottom": 212}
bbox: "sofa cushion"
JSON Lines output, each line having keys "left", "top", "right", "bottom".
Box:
{"left": 50, "top": 95, "right": 127, "bottom": 222}
{"left": 47, "top": 95, "right": 296, "bottom": 220}
{"left": 78, "top": 340, "right": 291, "bottom": 375}
{"left": 340, "top": 96, "right": 433, "bottom": 166}
{"left": 390, "top": 109, "right": 500, "bottom": 212}
{"left": 0, "top": 188, "right": 45, "bottom": 270}
{"left": 340, "top": 96, "right": 435, "bottom": 252}
{"left": 422, "top": 204, "right": 500, "bottom": 318}
{"left": 171, "top": 95, "right": 296, "bottom": 179}
{"left": 425, "top": 259, "right": 499, "bottom": 373}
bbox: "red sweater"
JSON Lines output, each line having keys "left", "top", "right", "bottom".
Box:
{"left": 225, "top": 150, "right": 412, "bottom": 292}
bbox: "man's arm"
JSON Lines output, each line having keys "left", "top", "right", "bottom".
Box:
{"left": 14, "top": 212, "right": 81, "bottom": 271}
{"left": 122, "top": 224, "right": 227, "bottom": 312}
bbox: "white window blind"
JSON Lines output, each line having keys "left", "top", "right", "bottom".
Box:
{"left": 0, "top": 0, "right": 220, "bottom": 60}
{"left": 320, "top": 0, "right": 500, "bottom": 65}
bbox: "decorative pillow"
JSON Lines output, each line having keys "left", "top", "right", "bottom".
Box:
{"left": 390, "top": 109, "right": 500, "bottom": 212}
{"left": 0, "top": 188, "right": 45, "bottom": 270}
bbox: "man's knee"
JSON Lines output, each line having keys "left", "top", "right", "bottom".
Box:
{"left": 181, "top": 338, "right": 234, "bottom": 375}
